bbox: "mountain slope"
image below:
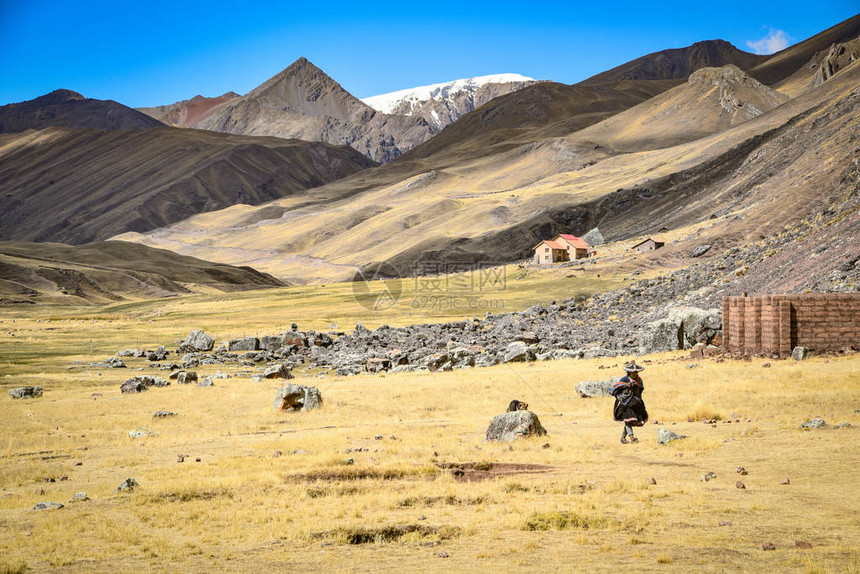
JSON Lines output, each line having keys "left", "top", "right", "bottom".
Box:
{"left": 581, "top": 40, "right": 766, "bottom": 84}
{"left": 0, "top": 126, "right": 375, "bottom": 244}
{"left": 0, "top": 89, "right": 164, "bottom": 133}
{"left": 193, "top": 58, "right": 437, "bottom": 163}
{"left": 361, "top": 74, "right": 538, "bottom": 130}
{"left": 0, "top": 240, "right": 286, "bottom": 305}
{"left": 568, "top": 65, "right": 789, "bottom": 152}
{"left": 115, "top": 57, "right": 860, "bottom": 284}
{"left": 138, "top": 92, "right": 240, "bottom": 127}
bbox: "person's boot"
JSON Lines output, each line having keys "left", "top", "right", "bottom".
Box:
{"left": 629, "top": 435, "right": 638, "bottom": 443}
{"left": 620, "top": 436, "right": 628, "bottom": 444}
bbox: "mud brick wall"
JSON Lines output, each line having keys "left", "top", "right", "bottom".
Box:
{"left": 723, "top": 294, "right": 860, "bottom": 357}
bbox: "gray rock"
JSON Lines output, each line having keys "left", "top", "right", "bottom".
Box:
{"left": 690, "top": 244, "right": 711, "bottom": 258}
{"left": 153, "top": 410, "right": 178, "bottom": 418}
{"left": 117, "top": 349, "right": 137, "bottom": 357}
{"left": 657, "top": 428, "right": 687, "bottom": 445}
{"left": 792, "top": 346, "right": 809, "bottom": 361}
{"left": 273, "top": 383, "right": 323, "bottom": 411}
{"left": 575, "top": 378, "right": 620, "bottom": 398}
{"left": 69, "top": 492, "right": 89, "bottom": 502}
{"left": 181, "top": 330, "right": 215, "bottom": 352}
{"left": 129, "top": 428, "right": 156, "bottom": 439}
{"left": 120, "top": 375, "right": 169, "bottom": 394}
{"left": 639, "top": 317, "right": 683, "bottom": 354}
{"left": 581, "top": 227, "right": 605, "bottom": 246}
{"left": 93, "top": 357, "right": 127, "bottom": 368}
{"left": 504, "top": 341, "right": 534, "bottom": 363}
{"left": 263, "top": 362, "right": 294, "bottom": 379}
{"left": 800, "top": 418, "right": 826, "bottom": 429}
{"left": 484, "top": 411, "right": 547, "bottom": 443}
{"left": 176, "top": 371, "right": 198, "bottom": 384}
{"left": 229, "top": 337, "right": 259, "bottom": 352}
{"left": 197, "top": 377, "right": 214, "bottom": 387}
{"left": 115, "top": 478, "right": 138, "bottom": 492}
{"left": 8, "top": 385, "right": 42, "bottom": 399}
{"left": 146, "top": 346, "right": 169, "bottom": 361}
{"left": 33, "top": 501, "right": 64, "bottom": 511}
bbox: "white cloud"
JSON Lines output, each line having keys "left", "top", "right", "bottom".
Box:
{"left": 746, "top": 29, "right": 791, "bottom": 55}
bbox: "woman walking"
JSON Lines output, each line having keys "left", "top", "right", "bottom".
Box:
{"left": 611, "top": 362, "right": 648, "bottom": 443}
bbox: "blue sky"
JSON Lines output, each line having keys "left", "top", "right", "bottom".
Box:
{"left": 1, "top": 1, "right": 857, "bottom": 108}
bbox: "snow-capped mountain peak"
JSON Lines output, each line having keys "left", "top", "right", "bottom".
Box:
{"left": 361, "top": 73, "right": 538, "bottom": 129}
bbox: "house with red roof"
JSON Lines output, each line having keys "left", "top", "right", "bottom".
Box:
{"left": 532, "top": 234, "right": 592, "bottom": 264}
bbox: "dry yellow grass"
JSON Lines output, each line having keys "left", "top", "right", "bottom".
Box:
{"left": 1, "top": 290, "right": 859, "bottom": 573}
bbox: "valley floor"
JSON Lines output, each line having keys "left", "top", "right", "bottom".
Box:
{"left": 0, "top": 297, "right": 858, "bottom": 573}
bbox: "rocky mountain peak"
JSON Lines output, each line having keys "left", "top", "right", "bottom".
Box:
{"left": 33, "top": 89, "right": 86, "bottom": 106}
{"left": 246, "top": 57, "right": 369, "bottom": 121}
{"left": 688, "top": 64, "right": 787, "bottom": 116}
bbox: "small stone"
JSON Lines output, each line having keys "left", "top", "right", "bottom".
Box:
{"left": 32, "top": 501, "right": 63, "bottom": 511}
{"left": 761, "top": 362, "right": 771, "bottom": 368}
{"left": 699, "top": 471, "right": 717, "bottom": 482}
{"left": 153, "top": 410, "right": 177, "bottom": 418}
{"left": 542, "top": 442, "right": 551, "bottom": 449}
{"left": 780, "top": 478, "right": 790, "bottom": 485}
{"left": 762, "top": 542, "right": 776, "bottom": 551}
{"left": 647, "top": 477, "right": 657, "bottom": 485}
{"left": 177, "top": 454, "right": 186, "bottom": 463}
{"left": 736, "top": 481, "right": 746, "bottom": 489}
{"left": 69, "top": 492, "right": 89, "bottom": 502}
{"left": 418, "top": 514, "right": 426, "bottom": 520}
{"left": 375, "top": 434, "right": 383, "bottom": 440}
{"left": 800, "top": 418, "right": 826, "bottom": 429}
{"left": 195, "top": 457, "right": 201, "bottom": 462}
{"left": 273, "top": 451, "right": 282, "bottom": 458}
{"left": 737, "top": 467, "right": 748, "bottom": 475}
{"left": 436, "top": 551, "right": 449, "bottom": 558}
{"left": 795, "top": 540, "right": 812, "bottom": 549}
{"left": 836, "top": 423, "right": 852, "bottom": 429}
{"left": 718, "top": 521, "right": 732, "bottom": 526}
{"left": 115, "top": 478, "right": 138, "bottom": 492}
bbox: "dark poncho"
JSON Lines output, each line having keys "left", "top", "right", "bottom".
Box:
{"left": 610, "top": 376, "right": 648, "bottom": 426}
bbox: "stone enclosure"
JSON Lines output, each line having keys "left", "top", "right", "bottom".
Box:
{"left": 722, "top": 293, "right": 860, "bottom": 357}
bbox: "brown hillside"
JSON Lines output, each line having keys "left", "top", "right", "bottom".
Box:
{"left": 568, "top": 65, "right": 789, "bottom": 152}
{"left": 137, "top": 92, "right": 240, "bottom": 127}
{"left": 398, "top": 79, "right": 679, "bottom": 166}
{"left": 0, "top": 240, "right": 285, "bottom": 305}
{"left": 747, "top": 13, "right": 860, "bottom": 85}
{"left": 0, "top": 126, "right": 375, "bottom": 244}
{"left": 581, "top": 40, "right": 766, "bottom": 84}
{"left": 0, "top": 89, "right": 164, "bottom": 133}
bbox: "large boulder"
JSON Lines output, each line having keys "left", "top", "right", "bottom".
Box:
{"left": 180, "top": 330, "right": 214, "bottom": 352}
{"left": 484, "top": 411, "right": 547, "bottom": 443}
{"left": 146, "top": 346, "right": 169, "bottom": 361}
{"left": 228, "top": 337, "right": 259, "bottom": 352}
{"left": 9, "top": 386, "right": 42, "bottom": 399}
{"left": 120, "top": 375, "right": 169, "bottom": 394}
{"left": 273, "top": 384, "right": 322, "bottom": 411}
{"left": 504, "top": 341, "right": 534, "bottom": 363}
{"left": 263, "top": 363, "right": 294, "bottom": 379}
{"left": 639, "top": 307, "right": 721, "bottom": 354}
{"left": 582, "top": 227, "right": 605, "bottom": 246}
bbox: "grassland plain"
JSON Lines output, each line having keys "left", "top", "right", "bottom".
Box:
{"left": 0, "top": 281, "right": 858, "bottom": 573}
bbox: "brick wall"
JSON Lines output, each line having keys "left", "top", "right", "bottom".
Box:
{"left": 723, "top": 294, "right": 860, "bottom": 357}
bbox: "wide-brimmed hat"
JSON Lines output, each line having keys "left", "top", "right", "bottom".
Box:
{"left": 624, "top": 362, "right": 645, "bottom": 372}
